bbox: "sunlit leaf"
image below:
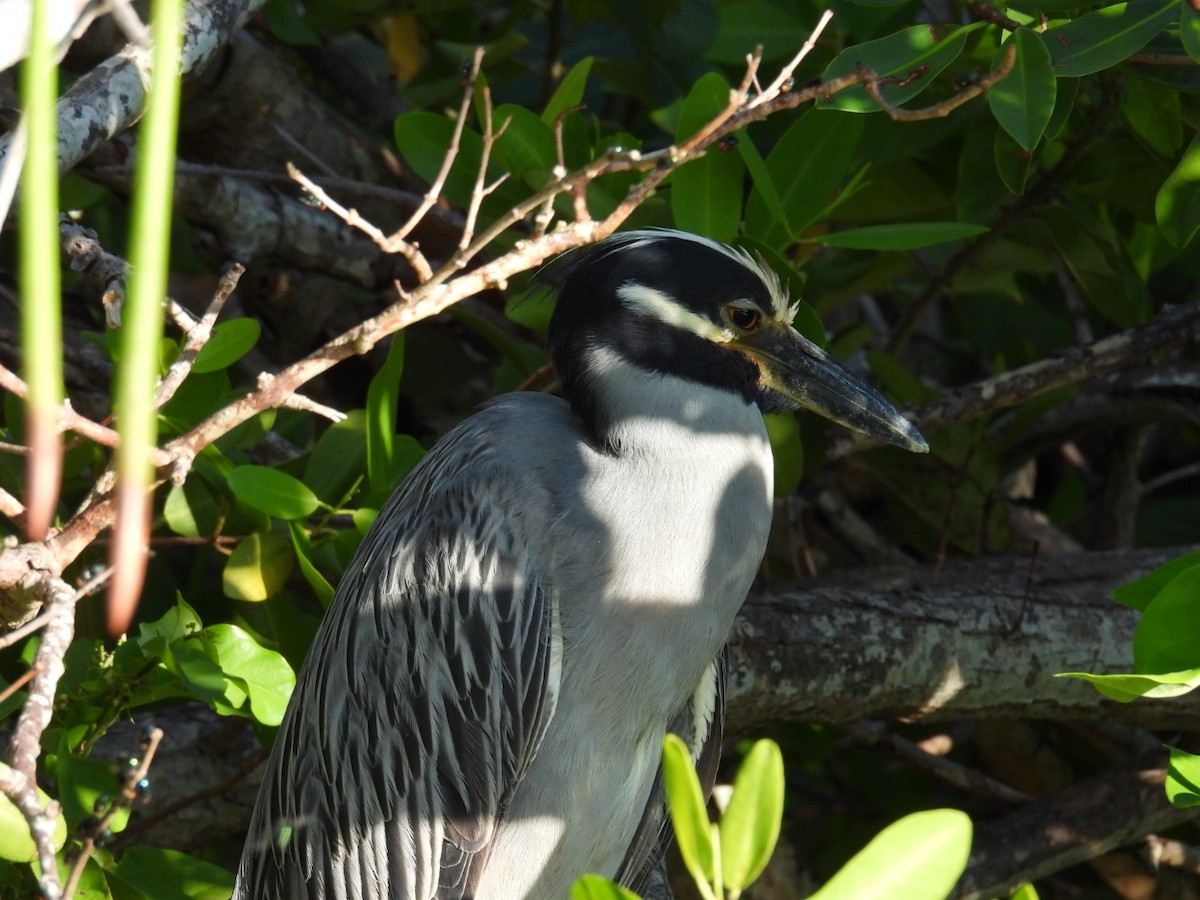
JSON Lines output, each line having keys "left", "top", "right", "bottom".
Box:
{"left": 822, "top": 24, "right": 982, "bottom": 112}
{"left": 190, "top": 318, "right": 261, "bottom": 374}
{"left": 227, "top": 466, "right": 320, "bottom": 520}
{"left": 671, "top": 73, "right": 744, "bottom": 241}
{"left": 0, "top": 785, "right": 66, "bottom": 862}
{"left": 223, "top": 532, "right": 296, "bottom": 602}
{"left": 662, "top": 733, "right": 715, "bottom": 889}
{"left": 1057, "top": 668, "right": 1200, "bottom": 702}
{"left": 1156, "top": 132, "right": 1200, "bottom": 248}
{"left": 1041, "top": 0, "right": 1181, "bottom": 77}
{"left": 1166, "top": 744, "right": 1200, "bottom": 808}
{"left": 1133, "top": 564, "right": 1200, "bottom": 673}
{"left": 810, "top": 809, "right": 972, "bottom": 900}
{"left": 570, "top": 874, "right": 642, "bottom": 900}
{"left": 205, "top": 623, "right": 296, "bottom": 725}
{"left": 108, "top": 846, "right": 234, "bottom": 900}
{"left": 721, "top": 739, "right": 785, "bottom": 892}
{"left": 543, "top": 56, "right": 593, "bottom": 124}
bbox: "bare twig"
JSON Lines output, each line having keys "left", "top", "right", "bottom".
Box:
{"left": 63, "top": 727, "right": 166, "bottom": 898}
{"left": 460, "top": 84, "right": 511, "bottom": 251}
{"left": 389, "top": 46, "right": 486, "bottom": 245}
{"left": 154, "top": 264, "right": 246, "bottom": 407}
{"left": 286, "top": 163, "right": 433, "bottom": 282}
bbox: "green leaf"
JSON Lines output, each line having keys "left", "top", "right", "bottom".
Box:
{"left": 815, "top": 222, "right": 988, "bottom": 250}
{"left": 810, "top": 809, "right": 973, "bottom": 900}
{"left": 57, "top": 755, "right": 131, "bottom": 834}
{"left": 205, "top": 623, "right": 296, "bottom": 726}
{"left": 108, "top": 846, "right": 234, "bottom": 900}
{"left": 1112, "top": 553, "right": 1200, "bottom": 610}
{"left": 1057, "top": 668, "right": 1200, "bottom": 702}
{"left": 1133, "top": 564, "right": 1200, "bottom": 673}
{"left": 1156, "top": 131, "right": 1200, "bottom": 248}
{"left": 163, "top": 478, "right": 222, "bottom": 538}
{"left": 227, "top": 466, "right": 320, "bottom": 520}
{"left": 721, "top": 739, "right": 784, "bottom": 892}
{"left": 765, "top": 413, "right": 803, "bottom": 497}
{"left": 570, "top": 874, "right": 642, "bottom": 900}
{"left": 290, "top": 520, "right": 335, "bottom": 607}
{"left": 662, "top": 733, "right": 715, "bottom": 889}
{"left": 367, "top": 333, "right": 407, "bottom": 492}
{"left": 745, "top": 109, "right": 864, "bottom": 249}
{"left": 822, "top": 24, "right": 982, "bottom": 112}
{"left": 1010, "top": 884, "right": 1040, "bottom": 900}
{"left": 543, "top": 56, "right": 593, "bottom": 124}
{"left": 304, "top": 410, "right": 367, "bottom": 506}
{"left": 223, "top": 532, "right": 296, "bottom": 602}
{"left": 671, "top": 73, "right": 744, "bottom": 241}
{"left": 494, "top": 103, "right": 556, "bottom": 189}
{"left": 190, "top": 318, "right": 261, "bottom": 374}
{"left": 0, "top": 785, "right": 66, "bottom": 862}
{"left": 1184, "top": 4, "right": 1200, "bottom": 63}
{"left": 1166, "top": 744, "right": 1200, "bottom": 808}
{"left": 1042, "top": 0, "right": 1182, "bottom": 77}
{"left": 987, "top": 29, "right": 1056, "bottom": 152}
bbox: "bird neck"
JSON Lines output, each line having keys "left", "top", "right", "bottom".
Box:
{"left": 566, "top": 346, "right": 767, "bottom": 457}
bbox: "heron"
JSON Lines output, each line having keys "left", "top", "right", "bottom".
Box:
{"left": 234, "top": 229, "right": 927, "bottom": 899}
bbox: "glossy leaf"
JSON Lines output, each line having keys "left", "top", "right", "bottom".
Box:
{"left": 494, "top": 103, "right": 556, "bottom": 189}
{"left": 1133, "top": 564, "right": 1200, "bottom": 673}
{"left": 822, "top": 24, "right": 981, "bottom": 112}
{"left": 1166, "top": 745, "right": 1200, "bottom": 808}
{"left": 987, "top": 29, "right": 1056, "bottom": 152}
{"left": 662, "top": 733, "right": 715, "bottom": 889}
{"left": 291, "top": 520, "right": 335, "bottom": 607}
{"left": 0, "top": 785, "right": 66, "bottom": 862}
{"left": 223, "top": 532, "right": 296, "bottom": 602}
{"left": 721, "top": 739, "right": 785, "bottom": 892}
{"left": 205, "top": 623, "right": 296, "bottom": 726}
{"left": 1057, "top": 668, "right": 1200, "bottom": 701}
{"left": 671, "top": 73, "right": 744, "bottom": 241}
{"left": 304, "top": 409, "right": 367, "bottom": 506}
{"left": 745, "top": 109, "right": 864, "bottom": 249}
{"left": 108, "top": 846, "right": 234, "bottom": 900}
{"left": 1156, "top": 131, "right": 1200, "bottom": 248}
{"left": 1042, "top": 0, "right": 1182, "bottom": 77}
{"left": 367, "top": 333, "right": 406, "bottom": 492}
{"left": 227, "top": 465, "right": 320, "bottom": 520}
{"left": 816, "top": 222, "right": 988, "bottom": 250}
{"left": 570, "top": 875, "right": 642, "bottom": 900}
{"left": 543, "top": 56, "right": 593, "bottom": 124}
{"left": 1112, "top": 554, "right": 1200, "bottom": 610}
{"left": 190, "top": 318, "right": 261, "bottom": 374}
{"left": 810, "top": 809, "right": 972, "bottom": 900}
{"left": 163, "top": 478, "right": 222, "bottom": 537}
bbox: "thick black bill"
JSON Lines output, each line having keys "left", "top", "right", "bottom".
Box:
{"left": 737, "top": 325, "right": 929, "bottom": 453}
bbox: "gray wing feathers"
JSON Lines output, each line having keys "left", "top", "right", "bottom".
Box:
{"left": 235, "top": 417, "right": 562, "bottom": 900}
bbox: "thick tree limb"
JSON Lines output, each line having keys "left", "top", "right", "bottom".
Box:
{"left": 727, "top": 547, "right": 1192, "bottom": 732}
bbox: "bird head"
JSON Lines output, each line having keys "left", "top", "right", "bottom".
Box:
{"left": 547, "top": 230, "right": 928, "bottom": 454}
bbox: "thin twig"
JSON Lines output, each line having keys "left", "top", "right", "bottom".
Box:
{"left": 859, "top": 41, "right": 1016, "bottom": 121}
{"left": 286, "top": 162, "right": 434, "bottom": 282}
{"left": 154, "top": 263, "right": 246, "bottom": 407}
{"left": 389, "top": 46, "right": 485, "bottom": 244}
{"left": 460, "top": 84, "right": 510, "bottom": 251}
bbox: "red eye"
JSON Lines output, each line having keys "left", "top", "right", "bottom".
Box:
{"left": 728, "top": 306, "right": 760, "bottom": 330}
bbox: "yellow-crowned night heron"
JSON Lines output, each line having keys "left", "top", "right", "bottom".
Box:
{"left": 234, "top": 230, "right": 927, "bottom": 899}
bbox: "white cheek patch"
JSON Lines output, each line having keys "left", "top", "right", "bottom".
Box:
{"left": 616, "top": 282, "right": 735, "bottom": 343}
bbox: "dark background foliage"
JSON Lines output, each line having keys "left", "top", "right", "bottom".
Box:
{"left": 1, "top": 0, "right": 1199, "bottom": 896}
